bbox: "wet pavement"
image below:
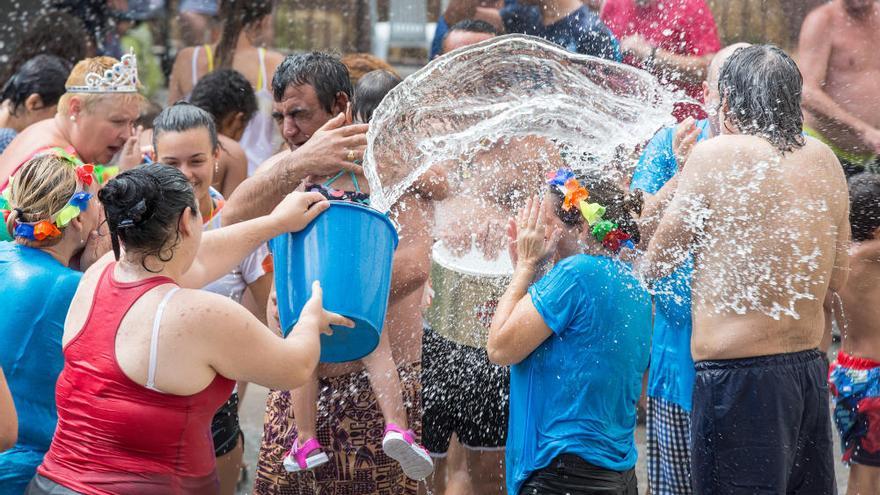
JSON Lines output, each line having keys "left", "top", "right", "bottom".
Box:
{"left": 237, "top": 383, "right": 850, "bottom": 494}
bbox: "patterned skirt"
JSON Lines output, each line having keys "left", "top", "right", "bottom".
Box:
{"left": 254, "top": 362, "right": 422, "bottom": 495}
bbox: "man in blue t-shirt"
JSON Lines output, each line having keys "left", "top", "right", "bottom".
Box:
{"left": 499, "top": 0, "right": 620, "bottom": 60}
{"left": 631, "top": 42, "right": 748, "bottom": 495}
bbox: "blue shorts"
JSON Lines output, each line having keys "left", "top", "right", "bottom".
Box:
{"left": 829, "top": 350, "right": 880, "bottom": 466}
{"left": 691, "top": 349, "right": 836, "bottom": 494}
{"left": 179, "top": 0, "right": 218, "bottom": 16}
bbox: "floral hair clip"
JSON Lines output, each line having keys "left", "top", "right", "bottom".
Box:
{"left": 14, "top": 220, "right": 62, "bottom": 241}
{"left": 2, "top": 149, "right": 96, "bottom": 242}
{"left": 547, "top": 168, "right": 635, "bottom": 252}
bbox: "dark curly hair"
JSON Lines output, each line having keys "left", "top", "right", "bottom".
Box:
{"left": 190, "top": 69, "right": 258, "bottom": 128}
{"left": 99, "top": 165, "right": 198, "bottom": 272}
{"left": 849, "top": 172, "right": 880, "bottom": 243}
{"left": 272, "top": 52, "right": 352, "bottom": 112}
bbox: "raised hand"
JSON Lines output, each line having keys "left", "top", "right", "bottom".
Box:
{"left": 269, "top": 191, "right": 330, "bottom": 233}
{"left": 293, "top": 113, "right": 369, "bottom": 176}
{"left": 514, "top": 195, "right": 561, "bottom": 269}
{"left": 673, "top": 117, "right": 701, "bottom": 169}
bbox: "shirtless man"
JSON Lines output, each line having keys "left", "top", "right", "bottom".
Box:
{"left": 644, "top": 45, "right": 849, "bottom": 493}
{"left": 829, "top": 173, "right": 880, "bottom": 495}
{"left": 799, "top": 0, "right": 880, "bottom": 176}
{"left": 223, "top": 52, "right": 442, "bottom": 495}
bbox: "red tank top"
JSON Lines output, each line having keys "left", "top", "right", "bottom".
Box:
{"left": 38, "top": 263, "right": 235, "bottom": 495}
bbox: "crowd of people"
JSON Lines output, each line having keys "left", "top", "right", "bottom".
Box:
{"left": 0, "top": 0, "right": 879, "bottom": 494}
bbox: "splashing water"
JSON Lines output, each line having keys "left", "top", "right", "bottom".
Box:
{"left": 363, "top": 34, "right": 680, "bottom": 216}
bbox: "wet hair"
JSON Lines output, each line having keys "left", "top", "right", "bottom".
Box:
{"left": 152, "top": 102, "right": 219, "bottom": 153}
{"left": 5, "top": 154, "right": 79, "bottom": 246}
{"left": 215, "top": 0, "right": 274, "bottom": 69}
{"left": 849, "top": 173, "right": 880, "bottom": 242}
{"left": 717, "top": 44, "right": 805, "bottom": 153}
{"left": 0, "top": 55, "right": 71, "bottom": 115}
{"left": 190, "top": 69, "right": 257, "bottom": 127}
{"left": 352, "top": 70, "right": 401, "bottom": 123}
{"left": 445, "top": 19, "right": 500, "bottom": 38}
{"left": 0, "top": 11, "right": 90, "bottom": 88}
{"left": 341, "top": 53, "right": 398, "bottom": 86}
{"left": 99, "top": 164, "right": 198, "bottom": 271}
{"left": 548, "top": 170, "right": 643, "bottom": 246}
{"left": 272, "top": 52, "right": 352, "bottom": 112}
{"left": 57, "top": 56, "right": 145, "bottom": 116}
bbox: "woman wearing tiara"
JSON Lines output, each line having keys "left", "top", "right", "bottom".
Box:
{"left": 0, "top": 54, "right": 145, "bottom": 189}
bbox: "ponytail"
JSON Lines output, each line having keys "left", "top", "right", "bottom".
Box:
{"left": 215, "top": 0, "right": 274, "bottom": 69}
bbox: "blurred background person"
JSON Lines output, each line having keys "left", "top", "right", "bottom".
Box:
{"left": 600, "top": 0, "right": 721, "bottom": 121}
{"left": 799, "top": 0, "right": 880, "bottom": 177}
{"left": 0, "top": 55, "right": 72, "bottom": 155}
{"left": 168, "top": 0, "right": 283, "bottom": 175}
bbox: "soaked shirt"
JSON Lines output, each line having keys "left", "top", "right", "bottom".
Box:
{"left": 507, "top": 255, "right": 651, "bottom": 495}
{"left": 0, "top": 244, "right": 81, "bottom": 494}
{"left": 601, "top": 0, "right": 721, "bottom": 120}
{"left": 631, "top": 118, "right": 710, "bottom": 411}
{"left": 503, "top": 5, "right": 621, "bottom": 61}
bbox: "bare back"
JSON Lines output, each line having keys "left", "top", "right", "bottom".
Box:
{"left": 801, "top": 2, "right": 880, "bottom": 153}
{"left": 168, "top": 44, "right": 284, "bottom": 104}
{"left": 0, "top": 119, "right": 68, "bottom": 184}
{"left": 680, "top": 135, "right": 849, "bottom": 360}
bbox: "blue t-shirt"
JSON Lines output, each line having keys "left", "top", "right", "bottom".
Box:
{"left": 507, "top": 255, "right": 651, "bottom": 495}
{"left": 630, "top": 118, "right": 711, "bottom": 411}
{"left": 0, "top": 128, "right": 16, "bottom": 155}
{"left": 503, "top": 5, "right": 620, "bottom": 61}
{"left": 0, "top": 244, "right": 81, "bottom": 493}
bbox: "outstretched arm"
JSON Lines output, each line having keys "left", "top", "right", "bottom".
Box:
{"left": 222, "top": 114, "right": 368, "bottom": 226}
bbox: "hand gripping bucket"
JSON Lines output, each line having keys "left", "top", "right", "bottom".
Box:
{"left": 271, "top": 202, "right": 399, "bottom": 362}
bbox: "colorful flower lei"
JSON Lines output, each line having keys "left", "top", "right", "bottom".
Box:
{"left": 1, "top": 148, "right": 97, "bottom": 242}
{"left": 547, "top": 168, "right": 635, "bottom": 252}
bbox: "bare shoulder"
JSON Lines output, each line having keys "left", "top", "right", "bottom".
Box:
{"left": 219, "top": 135, "right": 247, "bottom": 162}
{"left": 801, "top": 2, "right": 835, "bottom": 31}
{"left": 171, "top": 288, "right": 252, "bottom": 333}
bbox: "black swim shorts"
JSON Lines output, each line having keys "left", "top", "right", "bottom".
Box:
{"left": 421, "top": 326, "right": 509, "bottom": 454}
{"left": 212, "top": 392, "right": 242, "bottom": 457}
{"left": 690, "top": 349, "right": 836, "bottom": 494}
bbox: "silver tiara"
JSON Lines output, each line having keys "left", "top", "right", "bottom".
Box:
{"left": 65, "top": 49, "right": 139, "bottom": 94}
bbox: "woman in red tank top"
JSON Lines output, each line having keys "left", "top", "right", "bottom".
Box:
{"left": 28, "top": 165, "right": 350, "bottom": 495}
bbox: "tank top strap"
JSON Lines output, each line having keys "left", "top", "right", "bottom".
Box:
{"left": 191, "top": 46, "right": 201, "bottom": 86}
{"left": 257, "top": 47, "right": 267, "bottom": 91}
{"left": 145, "top": 287, "right": 179, "bottom": 393}
{"left": 205, "top": 44, "right": 214, "bottom": 73}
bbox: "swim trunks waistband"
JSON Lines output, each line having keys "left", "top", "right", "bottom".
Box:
{"left": 695, "top": 348, "right": 823, "bottom": 371}
{"left": 835, "top": 350, "right": 880, "bottom": 370}
{"left": 803, "top": 125, "right": 876, "bottom": 165}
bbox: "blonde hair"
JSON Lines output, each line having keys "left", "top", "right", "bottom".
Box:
{"left": 5, "top": 154, "right": 78, "bottom": 246}
{"left": 341, "top": 53, "right": 398, "bottom": 86}
{"left": 57, "top": 56, "right": 145, "bottom": 116}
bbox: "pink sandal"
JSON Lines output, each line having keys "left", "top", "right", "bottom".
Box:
{"left": 283, "top": 437, "right": 329, "bottom": 472}
{"left": 381, "top": 423, "right": 434, "bottom": 480}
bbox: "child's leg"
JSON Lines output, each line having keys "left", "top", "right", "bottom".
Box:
{"left": 848, "top": 464, "right": 880, "bottom": 495}
{"left": 362, "top": 330, "right": 408, "bottom": 428}
{"left": 291, "top": 369, "right": 320, "bottom": 444}
{"left": 283, "top": 368, "right": 330, "bottom": 472}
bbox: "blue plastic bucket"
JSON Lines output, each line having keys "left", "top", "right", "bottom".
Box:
{"left": 271, "top": 201, "right": 399, "bottom": 363}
